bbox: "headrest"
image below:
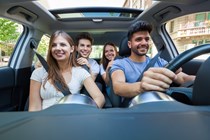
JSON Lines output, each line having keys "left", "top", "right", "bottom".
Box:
{"left": 119, "top": 37, "right": 131, "bottom": 57}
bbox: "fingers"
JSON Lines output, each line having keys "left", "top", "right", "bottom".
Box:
{"left": 108, "top": 61, "right": 113, "bottom": 67}
{"left": 147, "top": 67, "right": 176, "bottom": 80}
{"left": 140, "top": 81, "right": 167, "bottom": 92}
{"left": 175, "top": 67, "right": 182, "bottom": 74}
{"left": 140, "top": 67, "right": 176, "bottom": 92}
{"left": 77, "top": 57, "right": 88, "bottom": 65}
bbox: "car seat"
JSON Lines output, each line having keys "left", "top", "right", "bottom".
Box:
{"left": 192, "top": 56, "right": 210, "bottom": 105}
{"left": 109, "top": 37, "right": 131, "bottom": 107}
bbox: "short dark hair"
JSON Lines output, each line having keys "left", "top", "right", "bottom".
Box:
{"left": 127, "top": 20, "right": 152, "bottom": 41}
{"left": 75, "top": 32, "right": 94, "bottom": 46}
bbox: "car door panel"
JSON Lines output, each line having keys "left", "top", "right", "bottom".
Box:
{"left": 14, "top": 67, "right": 32, "bottom": 111}
{"left": 0, "top": 67, "right": 15, "bottom": 111}
{"left": 0, "top": 67, "right": 31, "bottom": 111}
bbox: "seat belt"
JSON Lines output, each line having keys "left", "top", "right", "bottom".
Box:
{"left": 136, "top": 50, "right": 163, "bottom": 82}
{"left": 30, "top": 42, "right": 71, "bottom": 96}
{"left": 121, "top": 49, "right": 163, "bottom": 107}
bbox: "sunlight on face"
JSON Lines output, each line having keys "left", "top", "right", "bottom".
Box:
{"left": 51, "top": 35, "right": 73, "bottom": 62}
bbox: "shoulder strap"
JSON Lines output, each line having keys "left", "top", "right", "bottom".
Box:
{"left": 121, "top": 48, "right": 163, "bottom": 107}
{"left": 30, "top": 42, "right": 71, "bottom": 96}
{"left": 136, "top": 49, "right": 163, "bottom": 82}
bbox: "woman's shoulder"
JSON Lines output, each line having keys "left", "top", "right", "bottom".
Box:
{"left": 72, "top": 66, "right": 89, "bottom": 73}
{"left": 32, "top": 66, "right": 47, "bottom": 74}
{"left": 31, "top": 66, "right": 47, "bottom": 81}
{"left": 72, "top": 66, "right": 91, "bottom": 79}
{"left": 72, "top": 66, "right": 84, "bottom": 70}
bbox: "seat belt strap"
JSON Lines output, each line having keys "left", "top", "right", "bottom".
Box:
{"left": 30, "top": 42, "right": 71, "bottom": 96}
{"left": 136, "top": 49, "right": 163, "bottom": 82}
{"left": 121, "top": 48, "right": 163, "bottom": 107}
{"left": 32, "top": 48, "right": 49, "bottom": 71}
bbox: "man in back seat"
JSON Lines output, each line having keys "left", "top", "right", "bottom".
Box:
{"left": 75, "top": 32, "right": 104, "bottom": 96}
{"left": 75, "top": 32, "right": 99, "bottom": 81}
{"left": 110, "top": 20, "right": 195, "bottom": 102}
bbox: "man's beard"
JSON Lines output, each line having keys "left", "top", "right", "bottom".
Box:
{"left": 131, "top": 45, "right": 148, "bottom": 56}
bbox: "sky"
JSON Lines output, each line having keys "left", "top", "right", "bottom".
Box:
{"left": 40, "top": 0, "right": 126, "bottom": 10}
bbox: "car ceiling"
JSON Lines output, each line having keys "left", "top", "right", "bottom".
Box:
{"left": 1, "top": 0, "right": 210, "bottom": 45}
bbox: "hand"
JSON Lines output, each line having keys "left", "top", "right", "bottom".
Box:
{"left": 175, "top": 67, "right": 182, "bottom": 74}
{"left": 140, "top": 67, "right": 177, "bottom": 93}
{"left": 106, "top": 60, "right": 114, "bottom": 71}
{"left": 77, "top": 57, "right": 90, "bottom": 67}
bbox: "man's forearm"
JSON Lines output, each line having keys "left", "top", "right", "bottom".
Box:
{"left": 113, "top": 82, "right": 141, "bottom": 98}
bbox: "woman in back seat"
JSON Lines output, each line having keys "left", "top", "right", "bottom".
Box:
{"left": 100, "top": 42, "right": 118, "bottom": 96}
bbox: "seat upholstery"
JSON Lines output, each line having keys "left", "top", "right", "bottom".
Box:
{"left": 108, "top": 37, "right": 131, "bottom": 107}
{"left": 192, "top": 56, "right": 210, "bottom": 105}
{"left": 119, "top": 37, "right": 131, "bottom": 57}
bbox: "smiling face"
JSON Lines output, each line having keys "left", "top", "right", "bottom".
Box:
{"left": 128, "top": 31, "right": 150, "bottom": 56}
{"left": 76, "top": 39, "right": 92, "bottom": 58}
{"left": 51, "top": 35, "right": 74, "bottom": 62}
{"left": 104, "top": 44, "right": 117, "bottom": 61}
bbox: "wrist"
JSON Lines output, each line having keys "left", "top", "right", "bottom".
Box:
{"left": 87, "top": 64, "right": 90, "bottom": 69}
{"left": 138, "top": 82, "right": 144, "bottom": 94}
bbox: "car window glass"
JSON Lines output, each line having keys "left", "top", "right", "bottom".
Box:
{"left": 0, "top": 17, "right": 23, "bottom": 67}
{"left": 90, "top": 39, "right": 157, "bottom": 59}
{"left": 149, "top": 38, "right": 157, "bottom": 57}
{"left": 89, "top": 45, "right": 104, "bottom": 59}
{"left": 166, "top": 12, "right": 210, "bottom": 60}
{"left": 33, "top": 34, "right": 50, "bottom": 68}
{"left": 90, "top": 45, "right": 120, "bottom": 59}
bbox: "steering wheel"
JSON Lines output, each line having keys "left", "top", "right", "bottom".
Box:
{"left": 163, "top": 44, "right": 210, "bottom": 104}
{"left": 129, "top": 44, "right": 210, "bottom": 107}
{"left": 57, "top": 94, "right": 98, "bottom": 108}
{"left": 165, "top": 44, "right": 210, "bottom": 72}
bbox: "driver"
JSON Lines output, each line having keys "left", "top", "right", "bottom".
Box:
{"left": 110, "top": 20, "right": 195, "bottom": 100}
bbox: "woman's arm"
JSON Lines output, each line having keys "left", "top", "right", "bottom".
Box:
{"left": 29, "top": 80, "right": 42, "bottom": 111}
{"left": 83, "top": 77, "right": 105, "bottom": 108}
{"left": 101, "top": 61, "right": 113, "bottom": 85}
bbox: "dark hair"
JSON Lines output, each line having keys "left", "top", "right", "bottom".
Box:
{"left": 127, "top": 20, "right": 152, "bottom": 41}
{"left": 100, "top": 42, "right": 118, "bottom": 70}
{"left": 75, "top": 32, "right": 94, "bottom": 46}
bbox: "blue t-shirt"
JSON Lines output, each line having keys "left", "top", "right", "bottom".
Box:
{"left": 110, "top": 56, "right": 168, "bottom": 83}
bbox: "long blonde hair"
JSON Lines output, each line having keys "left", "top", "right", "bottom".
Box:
{"left": 44, "top": 30, "right": 78, "bottom": 91}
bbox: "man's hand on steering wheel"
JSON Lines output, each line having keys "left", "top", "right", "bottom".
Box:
{"left": 140, "top": 67, "right": 177, "bottom": 93}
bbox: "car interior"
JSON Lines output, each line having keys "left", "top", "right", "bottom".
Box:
{"left": 0, "top": 0, "right": 210, "bottom": 139}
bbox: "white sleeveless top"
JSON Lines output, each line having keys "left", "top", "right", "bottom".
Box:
{"left": 30, "top": 66, "right": 90, "bottom": 109}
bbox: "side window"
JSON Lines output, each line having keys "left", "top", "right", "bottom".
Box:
{"left": 33, "top": 35, "right": 50, "bottom": 69}
{"left": 0, "top": 18, "right": 23, "bottom": 67}
{"left": 166, "top": 12, "right": 210, "bottom": 60}
{"left": 89, "top": 38, "right": 156, "bottom": 59}
{"left": 148, "top": 36, "right": 157, "bottom": 57}
{"left": 89, "top": 45, "right": 107, "bottom": 59}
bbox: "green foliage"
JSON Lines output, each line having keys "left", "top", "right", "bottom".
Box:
{"left": 37, "top": 35, "right": 49, "bottom": 57}
{"left": 0, "top": 18, "right": 21, "bottom": 56}
{"left": 33, "top": 35, "right": 49, "bottom": 63}
{"left": 0, "top": 18, "right": 20, "bottom": 42}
